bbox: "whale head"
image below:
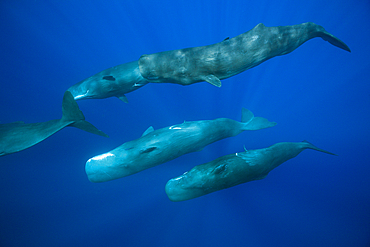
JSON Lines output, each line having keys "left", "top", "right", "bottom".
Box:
{"left": 67, "top": 73, "right": 114, "bottom": 100}
{"left": 67, "top": 61, "right": 148, "bottom": 102}
{"left": 85, "top": 139, "right": 162, "bottom": 183}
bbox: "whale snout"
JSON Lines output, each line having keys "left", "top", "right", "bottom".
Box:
{"left": 73, "top": 89, "right": 90, "bottom": 100}
{"left": 85, "top": 153, "right": 117, "bottom": 183}
{"left": 165, "top": 176, "right": 201, "bottom": 202}
{"left": 67, "top": 76, "right": 100, "bottom": 100}
{"left": 67, "top": 83, "right": 90, "bottom": 100}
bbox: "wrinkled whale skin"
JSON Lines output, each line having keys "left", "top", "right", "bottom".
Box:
{"left": 139, "top": 22, "right": 350, "bottom": 87}
{"left": 165, "top": 141, "right": 336, "bottom": 201}
{"left": 85, "top": 108, "right": 276, "bottom": 183}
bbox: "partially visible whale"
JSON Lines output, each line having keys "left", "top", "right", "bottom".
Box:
{"left": 0, "top": 91, "right": 108, "bottom": 157}
{"left": 85, "top": 108, "right": 276, "bottom": 183}
{"left": 139, "top": 22, "right": 351, "bottom": 87}
{"left": 67, "top": 60, "right": 148, "bottom": 103}
{"left": 165, "top": 141, "right": 336, "bottom": 202}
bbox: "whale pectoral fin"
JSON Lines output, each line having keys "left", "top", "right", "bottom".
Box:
{"left": 142, "top": 126, "right": 154, "bottom": 136}
{"left": 255, "top": 174, "right": 268, "bottom": 180}
{"left": 118, "top": 95, "right": 128, "bottom": 103}
{"left": 203, "top": 75, "right": 222, "bottom": 87}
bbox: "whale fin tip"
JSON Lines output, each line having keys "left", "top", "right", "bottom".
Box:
{"left": 318, "top": 29, "right": 351, "bottom": 52}
{"left": 243, "top": 117, "right": 277, "bottom": 130}
{"left": 204, "top": 75, "right": 221, "bottom": 87}
{"left": 118, "top": 95, "right": 128, "bottom": 103}
{"left": 302, "top": 140, "right": 338, "bottom": 156}
{"left": 62, "top": 91, "right": 109, "bottom": 138}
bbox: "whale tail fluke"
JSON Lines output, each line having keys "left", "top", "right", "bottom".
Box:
{"left": 320, "top": 31, "right": 351, "bottom": 52}
{"left": 303, "top": 140, "right": 337, "bottom": 156}
{"left": 315, "top": 25, "right": 351, "bottom": 52}
{"left": 61, "top": 91, "right": 109, "bottom": 137}
{"left": 241, "top": 108, "right": 277, "bottom": 130}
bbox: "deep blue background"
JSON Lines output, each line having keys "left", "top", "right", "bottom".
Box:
{"left": 1, "top": 1, "right": 369, "bottom": 246}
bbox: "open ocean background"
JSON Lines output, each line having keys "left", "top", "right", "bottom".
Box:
{"left": 1, "top": 1, "right": 369, "bottom": 246}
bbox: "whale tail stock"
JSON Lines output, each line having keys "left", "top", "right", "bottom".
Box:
{"left": 61, "top": 91, "right": 109, "bottom": 137}
{"left": 302, "top": 140, "right": 337, "bottom": 156}
{"left": 241, "top": 108, "right": 277, "bottom": 131}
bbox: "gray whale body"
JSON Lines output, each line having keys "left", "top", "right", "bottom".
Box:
{"left": 67, "top": 22, "right": 350, "bottom": 101}
{"left": 85, "top": 108, "right": 276, "bottom": 183}
{"left": 139, "top": 22, "right": 350, "bottom": 87}
{"left": 165, "top": 141, "right": 336, "bottom": 201}
{"left": 0, "top": 91, "right": 108, "bottom": 157}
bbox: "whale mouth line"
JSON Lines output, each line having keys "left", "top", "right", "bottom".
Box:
{"left": 89, "top": 152, "right": 114, "bottom": 161}
{"left": 74, "top": 90, "right": 90, "bottom": 100}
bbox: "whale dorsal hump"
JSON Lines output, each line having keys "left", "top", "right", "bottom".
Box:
{"left": 142, "top": 126, "right": 154, "bottom": 137}
{"left": 203, "top": 74, "right": 222, "bottom": 87}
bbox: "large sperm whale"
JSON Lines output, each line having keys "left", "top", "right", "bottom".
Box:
{"left": 67, "top": 60, "right": 148, "bottom": 102}
{"left": 139, "top": 22, "right": 350, "bottom": 87}
{"left": 67, "top": 22, "right": 349, "bottom": 101}
{"left": 165, "top": 141, "right": 336, "bottom": 202}
{"left": 0, "top": 91, "right": 108, "bottom": 157}
{"left": 85, "top": 108, "right": 276, "bottom": 183}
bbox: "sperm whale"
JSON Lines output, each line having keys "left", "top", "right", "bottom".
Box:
{"left": 139, "top": 22, "right": 350, "bottom": 87}
{"left": 165, "top": 141, "right": 336, "bottom": 201}
{"left": 85, "top": 108, "right": 276, "bottom": 183}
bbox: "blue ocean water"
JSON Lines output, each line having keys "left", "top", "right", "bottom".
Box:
{"left": 0, "top": 0, "right": 369, "bottom": 246}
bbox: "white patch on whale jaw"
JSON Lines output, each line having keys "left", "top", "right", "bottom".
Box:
{"left": 90, "top": 152, "right": 115, "bottom": 161}
{"left": 73, "top": 90, "right": 90, "bottom": 100}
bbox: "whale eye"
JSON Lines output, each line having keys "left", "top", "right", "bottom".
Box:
{"left": 103, "top": 75, "right": 116, "bottom": 81}
{"left": 140, "top": 147, "right": 157, "bottom": 154}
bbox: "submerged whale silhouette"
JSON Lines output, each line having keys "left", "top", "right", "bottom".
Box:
{"left": 165, "top": 141, "right": 336, "bottom": 201}
{"left": 139, "top": 22, "right": 350, "bottom": 87}
{"left": 0, "top": 91, "right": 108, "bottom": 157}
{"left": 67, "top": 22, "right": 350, "bottom": 101}
{"left": 85, "top": 108, "right": 276, "bottom": 183}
